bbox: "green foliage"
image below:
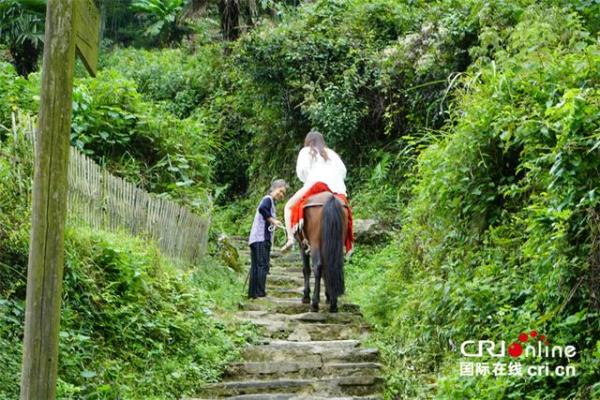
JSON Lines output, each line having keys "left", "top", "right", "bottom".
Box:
{"left": 197, "top": 0, "right": 543, "bottom": 201}
{"left": 70, "top": 71, "right": 142, "bottom": 157}
{"left": 103, "top": 47, "right": 222, "bottom": 118}
{"left": 0, "top": 62, "right": 38, "bottom": 128}
{"left": 0, "top": 61, "right": 216, "bottom": 210}
{"left": 348, "top": 6, "right": 600, "bottom": 399}
{"left": 2, "top": 1, "right": 600, "bottom": 398}
{"left": 0, "top": 0, "right": 45, "bottom": 75}
{"left": 194, "top": 0, "right": 597, "bottom": 204}
{"left": 203, "top": 0, "right": 598, "bottom": 223}
{"left": 71, "top": 70, "right": 218, "bottom": 207}
{"left": 0, "top": 228, "right": 252, "bottom": 399}
{"left": 0, "top": 129, "right": 253, "bottom": 399}
{"left": 100, "top": 46, "right": 256, "bottom": 201}
{"left": 104, "top": 0, "right": 568, "bottom": 204}
{"left": 0, "top": 116, "right": 32, "bottom": 298}
{"left": 131, "top": 0, "right": 190, "bottom": 46}
{"left": 239, "top": 0, "right": 514, "bottom": 184}
{"left": 62, "top": 231, "right": 251, "bottom": 399}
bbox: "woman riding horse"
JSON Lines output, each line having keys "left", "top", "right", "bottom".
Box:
{"left": 281, "top": 130, "right": 348, "bottom": 252}
{"left": 281, "top": 130, "right": 353, "bottom": 312}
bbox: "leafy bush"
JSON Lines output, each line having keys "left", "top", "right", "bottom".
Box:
{"left": 0, "top": 0, "right": 45, "bottom": 76}
{"left": 0, "top": 62, "right": 39, "bottom": 130}
{"left": 0, "top": 114, "right": 32, "bottom": 297}
{"left": 0, "top": 129, "right": 253, "bottom": 399}
{"left": 0, "top": 61, "right": 217, "bottom": 211}
{"left": 0, "top": 228, "right": 252, "bottom": 399}
{"left": 202, "top": 0, "right": 543, "bottom": 201}
{"left": 131, "top": 0, "right": 189, "bottom": 46}
{"left": 70, "top": 70, "right": 217, "bottom": 207}
{"left": 103, "top": 47, "right": 223, "bottom": 118}
{"left": 348, "top": 5, "right": 600, "bottom": 399}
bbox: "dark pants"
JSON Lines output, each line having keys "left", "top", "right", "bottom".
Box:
{"left": 248, "top": 241, "right": 271, "bottom": 298}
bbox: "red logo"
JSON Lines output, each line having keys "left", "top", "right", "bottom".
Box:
{"left": 508, "top": 330, "right": 550, "bottom": 358}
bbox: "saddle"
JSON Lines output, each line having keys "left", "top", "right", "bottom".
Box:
{"left": 302, "top": 191, "right": 347, "bottom": 210}
{"left": 297, "top": 192, "right": 344, "bottom": 252}
{"left": 290, "top": 183, "right": 353, "bottom": 253}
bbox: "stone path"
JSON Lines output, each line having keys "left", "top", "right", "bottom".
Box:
{"left": 191, "top": 238, "right": 383, "bottom": 399}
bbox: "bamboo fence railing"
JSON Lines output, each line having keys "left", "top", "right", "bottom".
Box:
{"left": 10, "top": 112, "right": 209, "bottom": 263}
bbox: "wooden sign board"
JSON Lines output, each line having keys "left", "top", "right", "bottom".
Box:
{"left": 73, "top": 0, "right": 100, "bottom": 76}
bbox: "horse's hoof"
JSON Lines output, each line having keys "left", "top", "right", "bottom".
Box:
{"left": 310, "top": 304, "right": 319, "bottom": 312}
{"left": 302, "top": 297, "right": 310, "bottom": 304}
{"left": 329, "top": 306, "right": 338, "bottom": 313}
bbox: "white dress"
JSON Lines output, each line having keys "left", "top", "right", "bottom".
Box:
{"left": 295, "top": 147, "right": 347, "bottom": 195}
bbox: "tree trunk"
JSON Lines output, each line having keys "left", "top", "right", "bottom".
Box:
{"left": 219, "top": 0, "right": 240, "bottom": 41}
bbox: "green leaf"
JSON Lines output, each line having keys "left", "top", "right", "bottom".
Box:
{"left": 80, "top": 370, "right": 97, "bottom": 379}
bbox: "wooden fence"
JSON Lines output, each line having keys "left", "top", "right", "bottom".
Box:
{"left": 12, "top": 113, "right": 209, "bottom": 264}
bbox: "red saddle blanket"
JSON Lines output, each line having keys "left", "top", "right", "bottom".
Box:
{"left": 290, "top": 182, "right": 354, "bottom": 253}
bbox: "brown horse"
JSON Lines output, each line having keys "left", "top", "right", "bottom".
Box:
{"left": 298, "top": 191, "right": 348, "bottom": 313}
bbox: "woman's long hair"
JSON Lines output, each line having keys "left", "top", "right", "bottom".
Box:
{"left": 304, "top": 130, "right": 329, "bottom": 161}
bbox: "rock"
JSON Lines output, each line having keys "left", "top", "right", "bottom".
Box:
{"left": 288, "top": 326, "right": 312, "bottom": 341}
{"left": 353, "top": 219, "right": 388, "bottom": 244}
{"left": 201, "top": 375, "right": 383, "bottom": 397}
{"left": 217, "top": 234, "right": 243, "bottom": 272}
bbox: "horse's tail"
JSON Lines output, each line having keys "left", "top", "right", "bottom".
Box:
{"left": 321, "top": 194, "right": 345, "bottom": 298}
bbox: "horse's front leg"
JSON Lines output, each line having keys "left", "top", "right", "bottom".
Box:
{"left": 311, "top": 249, "right": 321, "bottom": 312}
{"left": 301, "top": 247, "right": 311, "bottom": 304}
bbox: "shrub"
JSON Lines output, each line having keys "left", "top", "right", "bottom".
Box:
{"left": 0, "top": 129, "right": 253, "bottom": 399}
{"left": 0, "top": 228, "right": 252, "bottom": 399}
{"left": 0, "top": 62, "right": 217, "bottom": 211}
{"left": 103, "top": 47, "right": 223, "bottom": 118}
{"left": 348, "top": 6, "right": 600, "bottom": 399}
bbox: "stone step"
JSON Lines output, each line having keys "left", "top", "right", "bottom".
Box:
{"left": 233, "top": 311, "right": 369, "bottom": 341}
{"left": 235, "top": 311, "right": 364, "bottom": 329}
{"left": 241, "top": 340, "right": 379, "bottom": 364}
{"left": 242, "top": 268, "right": 339, "bottom": 285}
{"left": 241, "top": 297, "right": 361, "bottom": 314}
{"left": 266, "top": 271, "right": 301, "bottom": 278}
{"left": 209, "top": 241, "right": 383, "bottom": 400}
{"left": 269, "top": 287, "right": 307, "bottom": 298}
{"left": 189, "top": 395, "right": 382, "bottom": 400}
{"left": 240, "top": 298, "right": 310, "bottom": 314}
{"left": 268, "top": 274, "right": 306, "bottom": 288}
{"left": 281, "top": 323, "right": 371, "bottom": 341}
{"left": 199, "top": 375, "right": 384, "bottom": 397}
{"left": 289, "top": 311, "right": 363, "bottom": 323}
{"left": 225, "top": 361, "right": 382, "bottom": 381}
{"left": 238, "top": 250, "right": 302, "bottom": 262}
{"left": 268, "top": 287, "right": 344, "bottom": 304}
{"left": 247, "top": 339, "right": 360, "bottom": 353}
{"left": 269, "top": 266, "right": 304, "bottom": 275}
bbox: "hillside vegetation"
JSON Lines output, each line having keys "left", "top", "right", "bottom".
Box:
{"left": 0, "top": 0, "right": 599, "bottom": 398}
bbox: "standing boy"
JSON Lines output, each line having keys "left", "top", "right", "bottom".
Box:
{"left": 248, "top": 179, "right": 288, "bottom": 299}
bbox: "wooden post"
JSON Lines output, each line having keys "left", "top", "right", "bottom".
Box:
{"left": 20, "top": 0, "right": 99, "bottom": 398}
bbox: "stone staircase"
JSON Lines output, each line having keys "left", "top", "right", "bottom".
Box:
{"left": 190, "top": 237, "right": 383, "bottom": 400}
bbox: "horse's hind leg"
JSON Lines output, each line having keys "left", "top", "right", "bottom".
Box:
{"left": 329, "top": 295, "right": 338, "bottom": 313}
{"left": 301, "top": 247, "right": 310, "bottom": 304}
{"left": 311, "top": 249, "right": 321, "bottom": 312}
